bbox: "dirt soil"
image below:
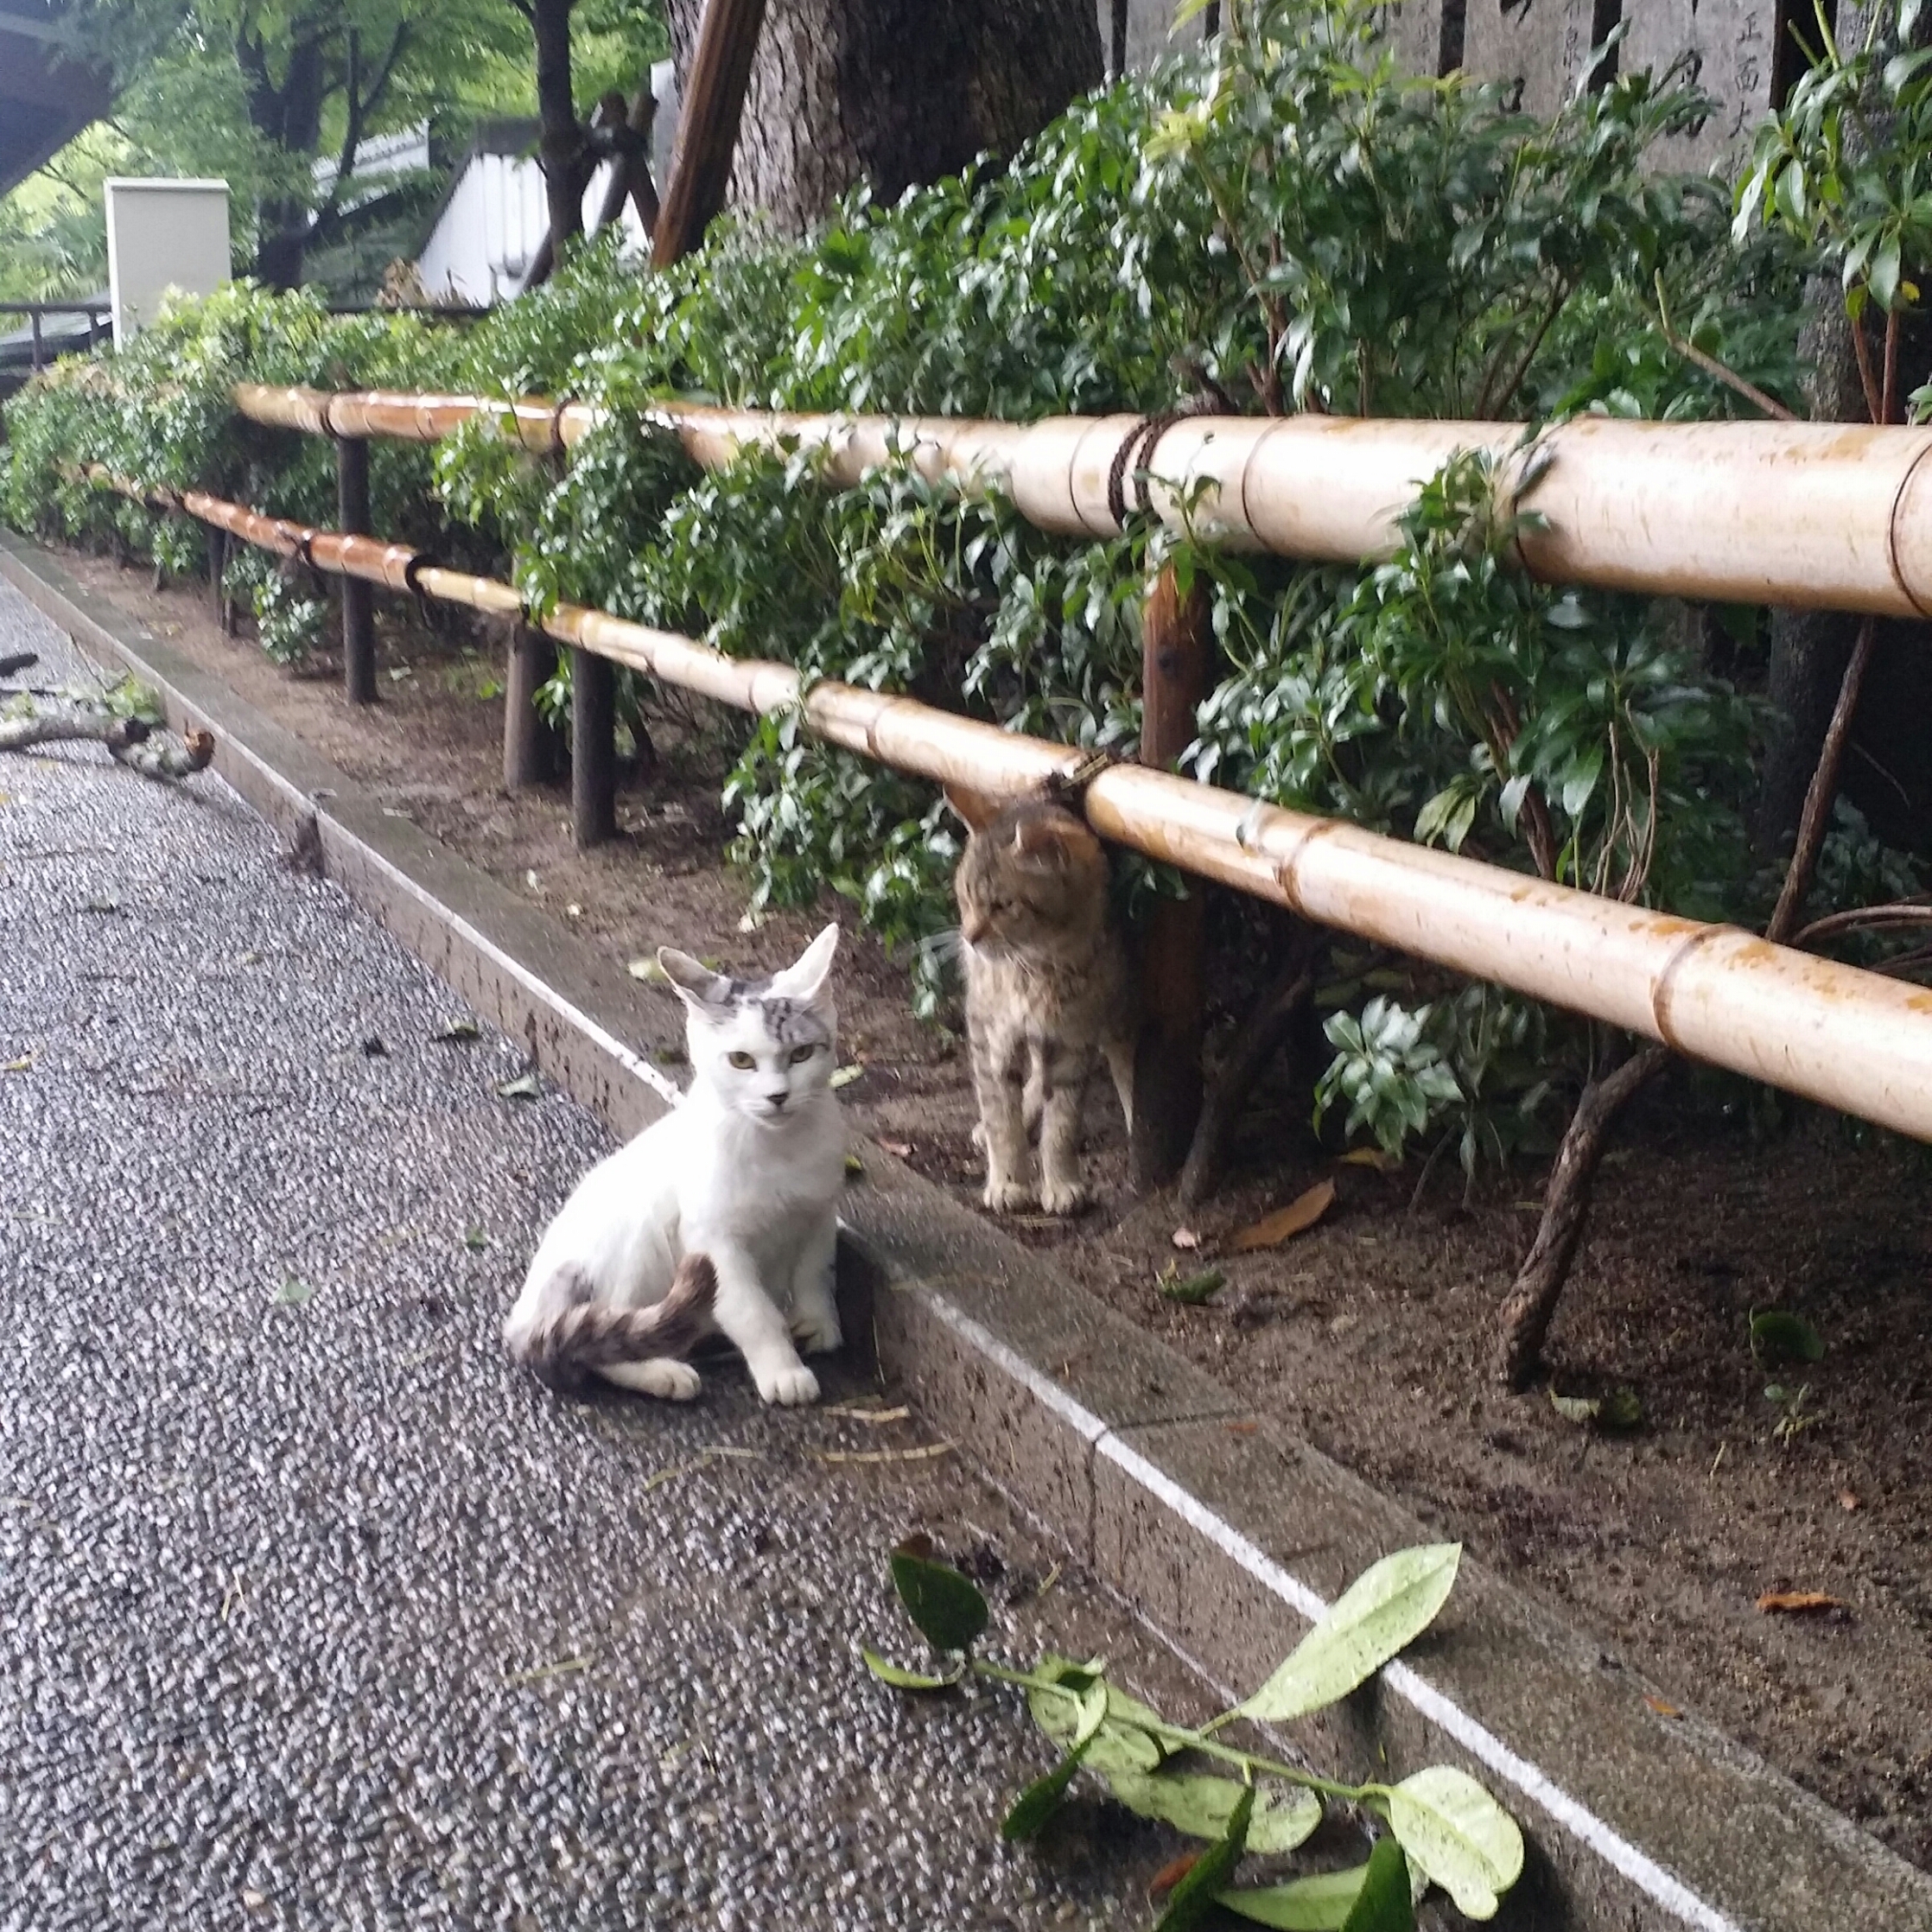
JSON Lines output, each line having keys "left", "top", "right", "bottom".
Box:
{"left": 49, "top": 554, "right": 1932, "bottom": 1873}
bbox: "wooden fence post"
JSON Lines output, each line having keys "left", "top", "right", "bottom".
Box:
{"left": 503, "top": 625, "right": 564, "bottom": 790}
{"left": 571, "top": 645, "right": 618, "bottom": 847}
{"left": 208, "top": 528, "right": 231, "bottom": 634}
{"left": 336, "top": 435, "right": 376, "bottom": 703}
{"left": 651, "top": 0, "right": 768, "bottom": 268}
{"left": 1129, "top": 563, "right": 1211, "bottom": 1189}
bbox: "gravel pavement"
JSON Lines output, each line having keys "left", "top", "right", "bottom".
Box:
{"left": 0, "top": 582, "right": 1192, "bottom": 1930}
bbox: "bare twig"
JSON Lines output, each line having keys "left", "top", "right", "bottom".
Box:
{"left": 1793, "top": 896, "right": 1932, "bottom": 948}
{"left": 1653, "top": 273, "right": 1797, "bottom": 421}
{"left": 1767, "top": 615, "right": 1878, "bottom": 944}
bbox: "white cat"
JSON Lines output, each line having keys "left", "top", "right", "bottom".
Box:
{"left": 504, "top": 923, "right": 847, "bottom": 1407}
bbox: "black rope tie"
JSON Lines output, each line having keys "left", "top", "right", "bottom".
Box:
{"left": 1103, "top": 397, "right": 1219, "bottom": 531}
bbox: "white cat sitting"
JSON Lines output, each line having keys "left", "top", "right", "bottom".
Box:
{"left": 505, "top": 923, "right": 847, "bottom": 1407}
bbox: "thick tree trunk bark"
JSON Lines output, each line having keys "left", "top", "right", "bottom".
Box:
{"left": 664, "top": 0, "right": 1104, "bottom": 235}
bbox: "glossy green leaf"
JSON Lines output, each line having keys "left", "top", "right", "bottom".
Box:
{"left": 1384, "top": 1766, "right": 1524, "bottom": 1920}
{"left": 1218, "top": 1865, "right": 1371, "bottom": 1930}
{"left": 1339, "top": 1836, "right": 1416, "bottom": 1932}
{"left": 1238, "top": 1545, "right": 1462, "bottom": 1724}
{"left": 1026, "top": 1680, "right": 1163, "bottom": 1774}
{"left": 1750, "top": 1310, "right": 1824, "bottom": 1363}
{"left": 1153, "top": 1784, "right": 1254, "bottom": 1932}
{"left": 1107, "top": 1770, "right": 1321, "bottom": 1853}
{"left": 889, "top": 1550, "right": 988, "bottom": 1654}
{"left": 860, "top": 1647, "right": 961, "bottom": 1692}
{"left": 1001, "top": 1681, "right": 1107, "bottom": 1841}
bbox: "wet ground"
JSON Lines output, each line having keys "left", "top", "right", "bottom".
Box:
{"left": 0, "top": 580, "right": 1201, "bottom": 1929}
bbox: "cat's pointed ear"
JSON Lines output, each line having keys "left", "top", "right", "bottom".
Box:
{"left": 768, "top": 922, "right": 839, "bottom": 1006}
{"left": 1011, "top": 814, "right": 1071, "bottom": 867}
{"left": 658, "top": 946, "right": 734, "bottom": 1011}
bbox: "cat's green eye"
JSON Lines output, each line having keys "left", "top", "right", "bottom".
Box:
{"left": 790, "top": 1044, "right": 816, "bottom": 1065}
{"left": 728, "top": 1051, "right": 756, "bottom": 1070}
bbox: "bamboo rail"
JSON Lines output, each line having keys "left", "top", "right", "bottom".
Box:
{"left": 233, "top": 382, "right": 1932, "bottom": 618}
{"left": 80, "top": 462, "right": 1932, "bottom": 1146}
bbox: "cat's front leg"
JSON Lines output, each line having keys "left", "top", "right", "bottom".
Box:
{"left": 970, "top": 1019, "right": 1033, "bottom": 1211}
{"left": 706, "top": 1240, "right": 820, "bottom": 1405}
{"left": 787, "top": 1211, "right": 842, "bottom": 1356}
{"left": 1038, "top": 1045, "right": 1093, "bottom": 1216}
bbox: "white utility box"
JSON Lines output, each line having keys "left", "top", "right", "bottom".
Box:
{"left": 104, "top": 178, "right": 231, "bottom": 348}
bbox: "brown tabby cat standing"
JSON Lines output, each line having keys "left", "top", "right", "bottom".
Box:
{"left": 954, "top": 793, "right": 1134, "bottom": 1214}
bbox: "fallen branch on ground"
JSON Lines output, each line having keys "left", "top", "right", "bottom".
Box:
{"left": 0, "top": 705, "right": 214, "bottom": 780}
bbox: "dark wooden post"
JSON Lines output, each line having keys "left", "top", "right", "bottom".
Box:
{"left": 571, "top": 646, "right": 617, "bottom": 847}
{"left": 651, "top": 0, "right": 768, "bottom": 268}
{"left": 1129, "top": 564, "right": 1211, "bottom": 1190}
{"left": 29, "top": 310, "right": 43, "bottom": 372}
{"left": 336, "top": 435, "right": 376, "bottom": 703}
{"left": 503, "top": 625, "right": 564, "bottom": 789}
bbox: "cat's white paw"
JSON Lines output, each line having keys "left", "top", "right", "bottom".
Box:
{"left": 756, "top": 1360, "right": 822, "bottom": 1406}
{"left": 791, "top": 1307, "right": 843, "bottom": 1356}
{"left": 602, "top": 1357, "right": 702, "bottom": 1401}
{"left": 982, "top": 1176, "right": 1034, "bottom": 1213}
{"left": 1039, "top": 1176, "right": 1088, "bottom": 1216}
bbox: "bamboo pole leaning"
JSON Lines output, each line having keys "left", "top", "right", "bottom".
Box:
{"left": 82, "top": 464, "right": 1932, "bottom": 1148}
{"left": 234, "top": 382, "right": 1932, "bottom": 618}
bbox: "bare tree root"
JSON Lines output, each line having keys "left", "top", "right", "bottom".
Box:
{"left": 1178, "top": 950, "right": 1315, "bottom": 1209}
{"left": 0, "top": 708, "right": 214, "bottom": 780}
{"left": 1495, "top": 1043, "right": 1669, "bottom": 1389}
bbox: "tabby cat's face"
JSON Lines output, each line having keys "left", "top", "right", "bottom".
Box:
{"left": 658, "top": 925, "right": 840, "bottom": 1126}
{"left": 955, "top": 802, "right": 1107, "bottom": 959}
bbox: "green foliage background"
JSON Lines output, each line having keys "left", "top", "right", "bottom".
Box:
{"left": 8, "top": 0, "right": 1923, "bottom": 1169}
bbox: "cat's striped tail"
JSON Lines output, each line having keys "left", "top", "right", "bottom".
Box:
{"left": 510, "top": 1252, "right": 717, "bottom": 1394}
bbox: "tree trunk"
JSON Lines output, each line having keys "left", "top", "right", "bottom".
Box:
{"left": 246, "top": 35, "right": 327, "bottom": 289}
{"left": 532, "top": 0, "right": 588, "bottom": 274}
{"left": 663, "top": 0, "right": 1103, "bottom": 235}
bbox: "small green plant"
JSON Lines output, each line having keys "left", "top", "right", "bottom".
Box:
{"left": 867, "top": 1537, "right": 1522, "bottom": 1927}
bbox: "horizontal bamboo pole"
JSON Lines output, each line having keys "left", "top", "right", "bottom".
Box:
{"left": 234, "top": 382, "right": 1932, "bottom": 616}
{"left": 84, "top": 461, "right": 1932, "bottom": 1145}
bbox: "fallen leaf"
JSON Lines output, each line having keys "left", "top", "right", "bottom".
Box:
{"left": 464, "top": 1224, "right": 489, "bottom": 1252}
{"left": 1551, "top": 1385, "right": 1643, "bottom": 1431}
{"left": 81, "top": 896, "right": 121, "bottom": 915}
{"left": 1338, "top": 1146, "right": 1399, "bottom": 1171}
{"left": 1643, "top": 1695, "right": 1682, "bottom": 1719}
{"left": 844, "top": 1153, "right": 866, "bottom": 1177}
{"left": 271, "top": 1274, "right": 316, "bottom": 1308}
{"left": 1229, "top": 1179, "right": 1336, "bottom": 1253}
{"left": 505, "top": 1655, "right": 593, "bottom": 1687}
{"left": 1, "top": 1052, "right": 32, "bottom": 1074}
{"left": 1171, "top": 1226, "right": 1202, "bottom": 1251}
{"left": 360, "top": 1035, "right": 387, "bottom": 1058}
{"left": 878, "top": 1138, "right": 913, "bottom": 1159}
{"left": 829, "top": 1063, "right": 864, "bottom": 1090}
{"left": 496, "top": 1071, "right": 542, "bottom": 1101}
{"left": 1750, "top": 1308, "right": 1825, "bottom": 1364}
{"left": 432, "top": 1018, "right": 480, "bottom": 1044}
{"left": 1756, "top": 1591, "right": 1844, "bottom": 1615}
{"left": 808, "top": 1441, "right": 953, "bottom": 1465}
{"left": 1224, "top": 1420, "right": 1259, "bottom": 1436}
{"left": 820, "top": 1404, "right": 912, "bottom": 1424}
{"left": 1149, "top": 1851, "right": 1202, "bottom": 1900}
{"left": 1840, "top": 1490, "right": 1860, "bottom": 1512}
{"left": 626, "top": 956, "right": 668, "bottom": 985}
{"left": 1157, "top": 1262, "right": 1225, "bottom": 1305}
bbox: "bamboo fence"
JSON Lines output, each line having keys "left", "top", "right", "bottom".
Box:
{"left": 82, "top": 461, "right": 1932, "bottom": 1147}
{"left": 234, "top": 382, "right": 1932, "bottom": 618}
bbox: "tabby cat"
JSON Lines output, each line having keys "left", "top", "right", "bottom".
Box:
{"left": 955, "top": 797, "right": 1134, "bottom": 1214}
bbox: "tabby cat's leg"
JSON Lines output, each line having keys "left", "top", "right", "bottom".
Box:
{"left": 708, "top": 1240, "right": 820, "bottom": 1405}
{"left": 600, "top": 1357, "right": 702, "bottom": 1401}
{"left": 1038, "top": 1045, "right": 1095, "bottom": 1216}
{"left": 971, "top": 1019, "right": 1033, "bottom": 1211}
{"left": 1103, "top": 1033, "right": 1136, "bottom": 1134}
{"left": 787, "top": 1211, "right": 842, "bottom": 1356}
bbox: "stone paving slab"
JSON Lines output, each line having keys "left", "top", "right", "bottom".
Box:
{"left": 0, "top": 581, "right": 1197, "bottom": 1930}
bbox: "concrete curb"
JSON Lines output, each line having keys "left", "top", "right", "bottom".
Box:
{"left": 7, "top": 529, "right": 1927, "bottom": 1932}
